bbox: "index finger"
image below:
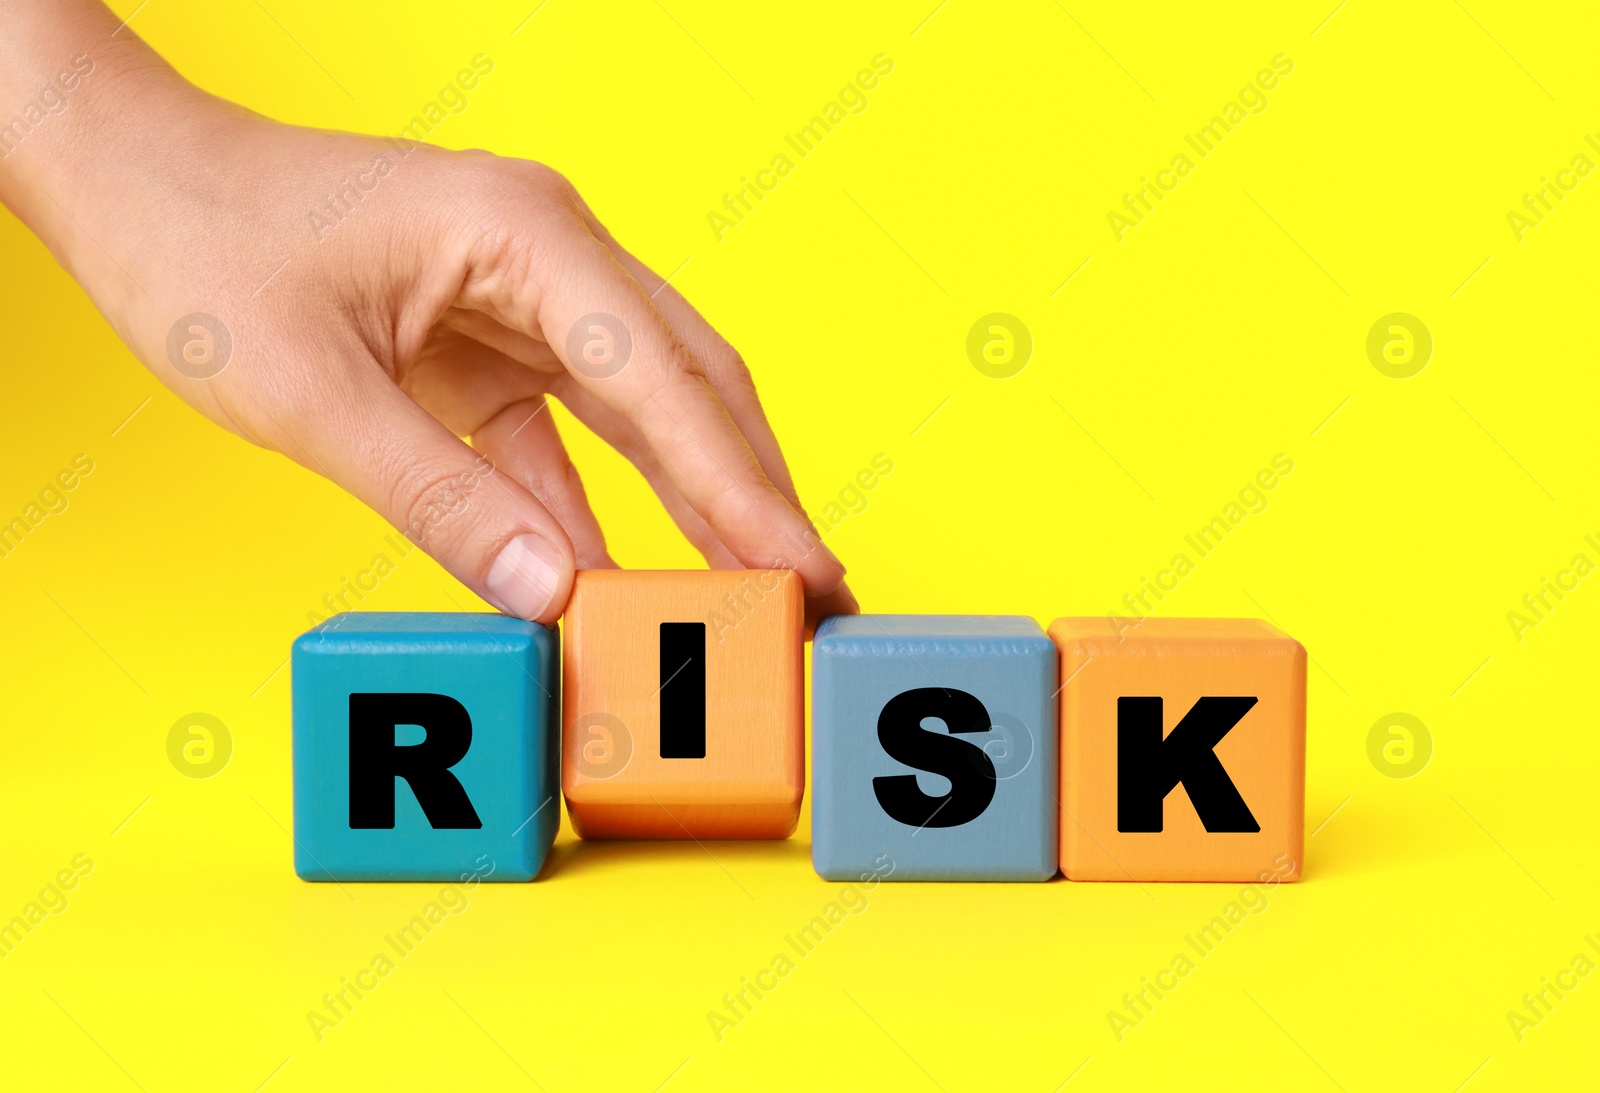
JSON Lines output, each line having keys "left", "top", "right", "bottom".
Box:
{"left": 465, "top": 187, "right": 846, "bottom": 598}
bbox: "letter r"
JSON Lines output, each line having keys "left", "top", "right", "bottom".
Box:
{"left": 348, "top": 693, "right": 482, "bottom": 829}
{"left": 1117, "top": 696, "right": 1260, "bottom": 833}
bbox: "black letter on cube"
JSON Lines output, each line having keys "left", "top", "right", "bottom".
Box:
{"left": 348, "top": 693, "right": 483, "bottom": 829}
{"left": 659, "top": 622, "right": 707, "bottom": 759}
{"left": 873, "top": 687, "right": 996, "bottom": 828}
{"left": 1117, "top": 696, "right": 1260, "bottom": 833}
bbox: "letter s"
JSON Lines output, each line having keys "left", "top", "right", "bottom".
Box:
{"left": 872, "top": 688, "right": 996, "bottom": 828}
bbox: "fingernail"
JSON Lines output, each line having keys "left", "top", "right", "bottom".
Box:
{"left": 487, "top": 533, "right": 563, "bottom": 619}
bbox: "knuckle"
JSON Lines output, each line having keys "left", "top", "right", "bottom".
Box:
{"left": 701, "top": 469, "right": 769, "bottom": 539}
{"left": 622, "top": 343, "right": 710, "bottom": 422}
{"left": 532, "top": 161, "right": 578, "bottom": 198}
{"left": 509, "top": 160, "right": 579, "bottom": 208}
{"left": 522, "top": 451, "right": 581, "bottom": 500}
{"left": 394, "top": 463, "right": 487, "bottom": 548}
{"left": 551, "top": 453, "right": 586, "bottom": 496}
{"left": 664, "top": 338, "right": 711, "bottom": 383}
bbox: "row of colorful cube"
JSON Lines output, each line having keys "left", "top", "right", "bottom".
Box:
{"left": 292, "top": 571, "right": 1305, "bottom": 883}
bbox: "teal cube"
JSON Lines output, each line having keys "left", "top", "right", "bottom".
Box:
{"left": 292, "top": 613, "right": 558, "bottom": 882}
{"left": 812, "top": 615, "right": 1057, "bottom": 881}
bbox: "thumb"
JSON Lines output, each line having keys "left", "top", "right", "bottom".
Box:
{"left": 294, "top": 379, "right": 576, "bottom": 624}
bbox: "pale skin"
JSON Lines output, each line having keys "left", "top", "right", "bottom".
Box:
{"left": 0, "top": 0, "right": 856, "bottom": 629}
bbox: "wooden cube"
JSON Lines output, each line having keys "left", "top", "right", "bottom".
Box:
{"left": 291, "top": 613, "right": 559, "bottom": 882}
{"left": 562, "top": 570, "right": 804, "bottom": 839}
{"left": 1050, "top": 618, "right": 1305, "bottom": 883}
{"left": 812, "top": 615, "right": 1057, "bottom": 881}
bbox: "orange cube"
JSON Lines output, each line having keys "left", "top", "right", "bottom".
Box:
{"left": 562, "top": 570, "right": 804, "bottom": 839}
{"left": 1049, "top": 618, "right": 1305, "bottom": 883}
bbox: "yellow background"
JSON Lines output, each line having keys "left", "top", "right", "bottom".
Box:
{"left": 2, "top": 1, "right": 1597, "bottom": 1089}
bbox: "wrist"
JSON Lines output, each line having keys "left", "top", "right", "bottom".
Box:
{"left": 0, "top": 23, "right": 216, "bottom": 291}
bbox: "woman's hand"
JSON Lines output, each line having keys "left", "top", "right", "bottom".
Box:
{"left": 0, "top": 1, "right": 855, "bottom": 628}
